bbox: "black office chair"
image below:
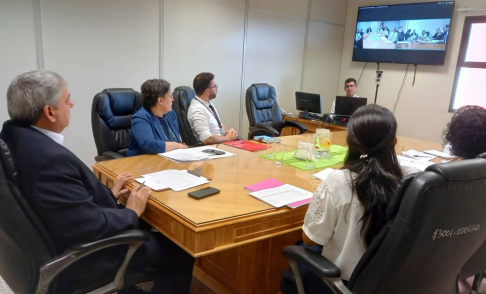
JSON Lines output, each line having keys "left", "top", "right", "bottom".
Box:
{"left": 92, "top": 88, "right": 143, "bottom": 161}
{"left": 246, "top": 83, "right": 307, "bottom": 139}
{"left": 172, "top": 86, "right": 199, "bottom": 147}
{"left": 458, "top": 152, "right": 486, "bottom": 293}
{"left": 0, "top": 139, "right": 154, "bottom": 294}
{"left": 281, "top": 159, "right": 486, "bottom": 294}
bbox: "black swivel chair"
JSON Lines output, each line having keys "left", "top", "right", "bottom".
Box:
{"left": 0, "top": 139, "right": 155, "bottom": 294}
{"left": 246, "top": 83, "right": 307, "bottom": 139}
{"left": 458, "top": 152, "right": 486, "bottom": 293}
{"left": 92, "top": 88, "right": 143, "bottom": 161}
{"left": 281, "top": 159, "right": 486, "bottom": 294}
{"left": 172, "top": 86, "right": 199, "bottom": 147}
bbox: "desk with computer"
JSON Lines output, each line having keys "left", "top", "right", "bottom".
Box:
{"left": 295, "top": 91, "right": 367, "bottom": 128}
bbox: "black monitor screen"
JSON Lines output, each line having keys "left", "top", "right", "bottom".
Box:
{"left": 295, "top": 91, "right": 321, "bottom": 115}
{"left": 353, "top": 1, "right": 455, "bottom": 65}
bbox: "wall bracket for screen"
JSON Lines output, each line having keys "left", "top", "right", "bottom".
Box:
{"left": 374, "top": 63, "right": 383, "bottom": 104}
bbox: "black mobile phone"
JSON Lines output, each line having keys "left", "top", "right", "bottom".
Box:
{"left": 188, "top": 187, "right": 220, "bottom": 199}
{"left": 202, "top": 149, "right": 225, "bottom": 155}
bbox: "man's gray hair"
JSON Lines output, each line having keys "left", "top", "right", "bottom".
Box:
{"left": 7, "top": 70, "right": 66, "bottom": 125}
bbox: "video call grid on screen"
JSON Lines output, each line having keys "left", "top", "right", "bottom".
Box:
{"left": 352, "top": 1, "right": 455, "bottom": 65}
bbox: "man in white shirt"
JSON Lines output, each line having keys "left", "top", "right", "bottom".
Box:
{"left": 330, "top": 78, "right": 359, "bottom": 114}
{"left": 389, "top": 27, "right": 398, "bottom": 43}
{"left": 187, "top": 72, "right": 237, "bottom": 145}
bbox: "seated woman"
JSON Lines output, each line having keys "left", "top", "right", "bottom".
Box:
{"left": 443, "top": 105, "right": 486, "bottom": 159}
{"left": 300, "top": 104, "right": 416, "bottom": 293}
{"left": 127, "top": 79, "right": 187, "bottom": 156}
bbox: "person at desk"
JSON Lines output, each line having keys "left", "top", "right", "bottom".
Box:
{"left": 441, "top": 24, "right": 450, "bottom": 43}
{"left": 432, "top": 28, "right": 443, "bottom": 40}
{"left": 366, "top": 27, "right": 372, "bottom": 33}
{"left": 127, "top": 79, "right": 187, "bottom": 156}
{"left": 420, "top": 30, "right": 430, "bottom": 41}
{"left": 388, "top": 27, "right": 398, "bottom": 43}
{"left": 443, "top": 105, "right": 486, "bottom": 159}
{"left": 330, "top": 78, "right": 359, "bottom": 114}
{"left": 299, "top": 104, "right": 416, "bottom": 293}
{"left": 397, "top": 27, "right": 406, "bottom": 41}
{"left": 187, "top": 72, "right": 237, "bottom": 145}
{"left": 411, "top": 29, "right": 418, "bottom": 40}
{"left": 0, "top": 70, "right": 195, "bottom": 293}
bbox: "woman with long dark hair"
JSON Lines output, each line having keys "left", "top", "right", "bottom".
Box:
{"left": 300, "top": 104, "right": 415, "bottom": 293}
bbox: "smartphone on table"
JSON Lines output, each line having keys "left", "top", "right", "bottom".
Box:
{"left": 188, "top": 187, "right": 220, "bottom": 199}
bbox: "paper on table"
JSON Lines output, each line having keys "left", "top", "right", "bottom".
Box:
{"left": 141, "top": 169, "right": 209, "bottom": 191}
{"left": 312, "top": 168, "right": 336, "bottom": 181}
{"left": 135, "top": 178, "right": 169, "bottom": 191}
{"left": 244, "top": 178, "right": 284, "bottom": 192}
{"left": 397, "top": 155, "right": 435, "bottom": 171}
{"left": 159, "top": 146, "right": 235, "bottom": 163}
{"left": 402, "top": 149, "right": 436, "bottom": 161}
{"left": 249, "top": 184, "right": 313, "bottom": 208}
{"left": 423, "top": 149, "right": 458, "bottom": 159}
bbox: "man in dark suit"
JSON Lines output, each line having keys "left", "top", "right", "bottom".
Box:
{"left": 0, "top": 70, "right": 195, "bottom": 293}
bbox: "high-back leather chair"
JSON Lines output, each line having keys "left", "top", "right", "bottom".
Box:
{"left": 91, "top": 88, "right": 142, "bottom": 161}
{"left": 172, "top": 86, "right": 199, "bottom": 147}
{"left": 0, "top": 139, "right": 153, "bottom": 294}
{"left": 458, "top": 152, "right": 486, "bottom": 293}
{"left": 246, "top": 83, "right": 307, "bottom": 139}
{"left": 281, "top": 159, "right": 486, "bottom": 294}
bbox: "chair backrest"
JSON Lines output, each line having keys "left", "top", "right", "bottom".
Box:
{"left": 245, "top": 83, "right": 283, "bottom": 132}
{"left": 91, "top": 88, "right": 142, "bottom": 158}
{"left": 349, "top": 159, "right": 486, "bottom": 294}
{"left": 172, "top": 86, "right": 199, "bottom": 147}
{"left": 0, "top": 139, "right": 57, "bottom": 294}
{"left": 459, "top": 153, "right": 486, "bottom": 280}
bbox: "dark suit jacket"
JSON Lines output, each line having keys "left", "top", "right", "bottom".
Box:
{"left": 127, "top": 107, "right": 181, "bottom": 156}
{"left": 0, "top": 121, "right": 140, "bottom": 291}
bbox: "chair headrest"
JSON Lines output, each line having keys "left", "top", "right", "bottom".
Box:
{"left": 0, "top": 139, "right": 17, "bottom": 182}
{"left": 95, "top": 88, "right": 142, "bottom": 130}
{"left": 426, "top": 158, "right": 486, "bottom": 182}
{"left": 173, "top": 86, "right": 195, "bottom": 112}
{"left": 252, "top": 83, "right": 271, "bottom": 101}
{"left": 477, "top": 152, "right": 486, "bottom": 159}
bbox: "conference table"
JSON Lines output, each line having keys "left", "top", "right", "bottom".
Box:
{"left": 92, "top": 132, "right": 443, "bottom": 293}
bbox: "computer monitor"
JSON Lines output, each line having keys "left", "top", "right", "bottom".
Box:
{"left": 295, "top": 91, "right": 321, "bottom": 118}
{"left": 335, "top": 96, "right": 367, "bottom": 116}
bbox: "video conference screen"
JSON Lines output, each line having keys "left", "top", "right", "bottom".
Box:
{"left": 352, "top": 1, "right": 455, "bottom": 65}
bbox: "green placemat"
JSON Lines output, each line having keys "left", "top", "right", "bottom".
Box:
{"left": 260, "top": 145, "right": 348, "bottom": 170}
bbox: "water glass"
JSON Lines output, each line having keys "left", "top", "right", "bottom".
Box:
{"left": 266, "top": 137, "right": 276, "bottom": 159}
{"left": 274, "top": 142, "right": 283, "bottom": 166}
{"left": 314, "top": 128, "right": 331, "bottom": 159}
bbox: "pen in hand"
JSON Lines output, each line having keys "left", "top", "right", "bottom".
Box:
{"left": 137, "top": 181, "right": 146, "bottom": 191}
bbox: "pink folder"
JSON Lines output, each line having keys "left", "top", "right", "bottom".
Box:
{"left": 244, "top": 178, "right": 284, "bottom": 192}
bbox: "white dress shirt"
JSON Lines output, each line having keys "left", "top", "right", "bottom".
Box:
{"left": 187, "top": 97, "right": 224, "bottom": 144}
{"left": 31, "top": 126, "right": 64, "bottom": 146}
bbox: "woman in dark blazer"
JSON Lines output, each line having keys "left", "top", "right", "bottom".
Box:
{"left": 127, "top": 79, "right": 187, "bottom": 156}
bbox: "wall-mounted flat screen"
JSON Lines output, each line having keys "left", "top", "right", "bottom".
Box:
{"left": 353, "top": 1, "right": 455, "bottom": 65}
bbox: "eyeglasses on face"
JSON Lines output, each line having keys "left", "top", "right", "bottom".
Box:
{"left": 208, "top": 84, "right": 218, "bottom": 89}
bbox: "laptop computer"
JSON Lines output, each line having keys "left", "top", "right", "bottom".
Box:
{"left": 335, "top": 96, "right": 368, "bottom": 116}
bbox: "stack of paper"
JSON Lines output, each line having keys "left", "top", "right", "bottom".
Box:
{"left": 312, "top": 168, "right": 336, "bottom": 181}
{"left": 423, "top": 149, "right": 458, "bottom": 159}
{"left": 249, "top": 184, "right": 313, "bottom": 208}
{"left": 135, "top": 169, "right": 209, "bottom": 191}
{"left": 402, "top": 149, "right": 436, "bottom": 161}
{"left": 397, "top": 155, "right": 434, "bottom": 171}
{"left": 159, "top": 146, "right": 235, "bottom": 163}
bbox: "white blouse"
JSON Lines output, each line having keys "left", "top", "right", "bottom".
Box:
{"left": 302, "top": 167, "right": 418, "bottom": 280}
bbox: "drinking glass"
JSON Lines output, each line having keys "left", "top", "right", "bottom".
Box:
{"left": 266, "top": 137, "right": 276, "bottom": 159}
{"left": 314, "top": 128, "right": 331, "bottom": 159}
{"left": 274, "top": 142, "right": 283, "bottom": 166}
{"left": 305, "top": 133, "right": 316, "bottom": 169}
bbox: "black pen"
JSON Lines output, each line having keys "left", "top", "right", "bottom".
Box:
{"left": 138, "top": 180, "right": 146, "bottom": 191}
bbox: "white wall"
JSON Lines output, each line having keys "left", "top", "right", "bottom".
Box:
{"left": 338, "top": 0, "right": 486, "bottom": 144}
{"left": 0, "top": 0, "right": 348, "bottom": 166}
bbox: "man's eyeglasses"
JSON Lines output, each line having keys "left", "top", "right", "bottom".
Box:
{"left": 208, "top": 84, "right": 218, "bottom": 89}
{"left": 345, "top": 85, "right": 356, "bottom": 88}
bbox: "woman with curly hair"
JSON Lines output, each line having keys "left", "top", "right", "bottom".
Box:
{"left": 443, "top": 105, "right": 486, "bottom": 159}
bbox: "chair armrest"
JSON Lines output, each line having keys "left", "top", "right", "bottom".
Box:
{"left": 248, "top": 124, "right": 279, "bottom": 139}
{"left": 281, "top": 245, "right": 351, "bottom": 294}
{"left": 36, "top": 230, "right": 150, "bottom": 294}
{"left": 103, "top": 151, "right": 126, "bottom": 160}
{"left": 282, "top": 120, "right": 308, "bottom": 134}
{"left": 282, "top": 245, "right": 341, "bottom": 278}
